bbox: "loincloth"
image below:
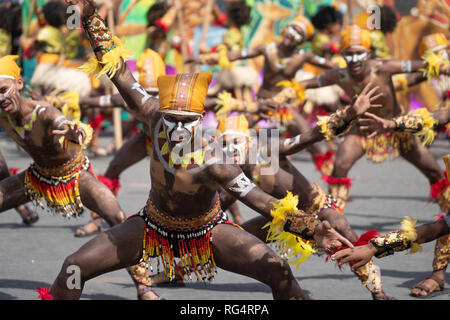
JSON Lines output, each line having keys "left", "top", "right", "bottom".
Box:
{"left": 24, "top": 153, "right": 95, "bottom": 218}
{"left": 359, "top": 132, "right": 417, "bottom": 163}
{"left": 129, "top": 195, "right": 240, "bottom": 282}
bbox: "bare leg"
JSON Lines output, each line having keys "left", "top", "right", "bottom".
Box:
{"left": 0, "top": 171, "right": 30, "bottom": 213}
{"left": 78, "top": 171, "right": 126, "bottom": 227}
{"left": 327, "top": 135, "right": 365, "bottom": 209}
{"left": 318, "top": 208, "right": 393, "bottom": 299}
{"left": 0, "top": 152, "right": 38, "bottom": 224}
{"left": 75, "top": 133, "right": 148, "bottom": 237}
{"left": 49, "top": 217, "right": 157, "bottom": 299}
{"left": 211, "top": 223, "right": 306, "bottom": 300}
{"left": 103, "top": 132, "right": 148, "bottom": 178}
{"left": 400, "top": 143, "right": 448, "bottom": 297}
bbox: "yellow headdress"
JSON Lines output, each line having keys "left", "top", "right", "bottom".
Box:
{"left": 340, "top": 25, "right": 371, "bottom": 51}
{"left": 217, "top": 114, "right": 249, "bottom": 137}
{"left": 286, "top": 15, "right": 315, "bottom": 41}
{"left": 136, "top": 48, "right": 166, "bottom": 92}
{"left": 0, "top": 55, "right": 21, "bottom": 80}
{"left": 419, "top": 33, "right": 448, "bottom": 57}
{"left": 354, "top": 11, "right": 371, "bottom": 30}
{"left": 158, "top": 71, "right": 212, "bottom": 115}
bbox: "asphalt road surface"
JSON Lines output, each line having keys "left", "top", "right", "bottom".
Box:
{"left": 0, "top": 132, "right": 449, "bottom": 301}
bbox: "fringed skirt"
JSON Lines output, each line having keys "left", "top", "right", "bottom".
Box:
{"left": 359, "top": 132, "right": 417, "bottom": 163}
{"left": 130, "top": 196, "right": 239, "bottom": 282}
{"left": 24, "top": 153, "right": 94, "bottom": 218}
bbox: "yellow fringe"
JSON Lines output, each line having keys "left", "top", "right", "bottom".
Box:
{"left": 80, "top": 36, "right": 132, "bottom": 78}
{"left": 215, "top": 91, "right": 232, "bottom": 121}
{"left": 262, "top": 192, "right": 316, "bottom": 269}
{"left": 276, "top": 79, "right": 306, "bottom": 104}
{"left": 400, "top": 216, "right": 423, "bottom": 254}
{"left": 59, "top": 91, "right": 81, "bottom": 121}
{"left": 316, "top": 115, "right": 332, "bottom": 140}
{"left": 413, "top": 108, "right": 437, "bottom": 146}
{"left": 59, "top": 121, "right": 93, "bottom": 151}
{"left": 217, "top": 44, "right": 231, "bottom": 70}
{"left": 393, "top": 74, "right": 408, "bottom": 93}
{"left": 420, "top": 50, "right": 449, "bottom": 80}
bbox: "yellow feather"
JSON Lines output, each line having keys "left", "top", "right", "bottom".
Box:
{"left": 420, "top": 50, "right": 449, "bottom": 80}
{"left": 400, "top": 216, "right": 423, "bottom": 254}
{"left": 262, "top": 192, "right": 315, "bottom": 269}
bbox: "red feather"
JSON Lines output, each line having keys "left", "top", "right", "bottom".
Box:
{"left": 36, "top": 287, "right": 54, "bottom": 300}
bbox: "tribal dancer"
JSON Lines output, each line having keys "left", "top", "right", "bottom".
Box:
{"left": 192, "top": 15, "right": 338, "bottom": 176}
{"left": 208, "top": 84, "right": 393, "bottom": 300}
{"left": 149, "top": 82, "right": 395, "bottom": 299}
{"left": 43, "top": 0, "right": 354, "bottom": 300}
{"left": 299, "top": 25, "right": 450, "bottom": 211}
{"left": 0, "top": 54, "right": 162, "bottom": 300}
{"left": 356, "top": 106, "right": 450, "bottom": 298}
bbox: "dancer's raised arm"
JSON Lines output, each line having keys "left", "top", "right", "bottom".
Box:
{"left": 67, "top": 0, "right": 158, "bottom": 124}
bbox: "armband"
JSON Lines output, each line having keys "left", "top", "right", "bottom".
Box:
{"left": 370, "top": 216, "right": 422, "bottom": 258}
{"left": 80, "top": 12, "right": 132, "bottom": 78}
{"left": 316, "top": 106, "right": 353, "bottom": 140}
{"left": 262, "top": 191, "right": 317, "bottom": 268}
{"left": 394, "top": 108, "right": 437, "bottom": 145}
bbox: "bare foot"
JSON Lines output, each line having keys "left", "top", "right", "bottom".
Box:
{"left": 137, "top": 285, "right": 165, "bottom": 300}
{"left": 74, "top": 218, "right": 103, "bottom": 237}
{"left": 16, "top": 204, "right": 39, "bottom": 226}
{"left": 372, "top": 291, "right": 397, "bottom": 300}
{"left": 410, "top": 272, "right": 445, "bottom": 298}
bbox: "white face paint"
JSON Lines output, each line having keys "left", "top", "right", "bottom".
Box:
{"left": 162, "top": 115, "right": 201, "bottom": 144}
{"left": 284, "top": 25, "right": 304, "bottom": 44}
{"left": 0, "top": 86, "right": 13, "bottom": 112}
{"left": 343, "top": 52, "right": 368, "bottom": 64}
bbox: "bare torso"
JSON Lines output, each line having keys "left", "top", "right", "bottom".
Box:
{"left": 0, "top": 101, "right": 80, "bottom": 167}
{"left": 331, "top": 60, "right": 402, "bottom": 119}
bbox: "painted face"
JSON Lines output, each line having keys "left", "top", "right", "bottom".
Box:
{"left": 283, "top": 24, "right": 304, "bottom": 46}
{"left": 162, "top": 113, "right": 202, "bottom": 145}
{"left": 221, "top": 133, "right": 250, "bottom": 164}
{"left": 0, "top": 78, "right": 17, "bottom": 113}
{"left": 343, "top": 47, "right": 370, "bottom": 75}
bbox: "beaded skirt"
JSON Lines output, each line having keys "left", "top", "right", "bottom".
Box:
{"left": 24, "top": 153, "right": 95, "bottom": 218}
{"left": 130, "top": 195, "right": 240, "bottom": 282}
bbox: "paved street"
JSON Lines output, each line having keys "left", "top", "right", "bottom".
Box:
{"left": 0, "top": 131, "right": 449, "bottom": 301}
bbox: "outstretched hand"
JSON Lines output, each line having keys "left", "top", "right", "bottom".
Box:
{"left": 314, "top": 220, "right": 354, "bottom": 253}
{"left": 65, "top": 0, "right": 96, "bottom": 20}
{"left": 53, "top": 122, "right": 84, "bottom": 146}
{"left": 349, "top": 82, "right": 383, "bottom": 118}
{"left": 356, "top": 112, "right": 397, "bottom": 138}
{"left": 257, "top": 99, "right": 279, "bottom": 119}
{"left": 330, "top": 243, "right": 379, "bottom": 270}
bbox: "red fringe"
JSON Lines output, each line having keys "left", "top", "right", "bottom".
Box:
{"left": 8, "top": 167, "right": 19, "bottom": 175}
{"left": 88, "top": 113, "right": 105, "bottom": 132}
{"left": 97, "top": 174, "right": 121, "bottom": 195}
{"left": 36, "top": 287, "right": 54, "bottom": 300}
{"left": 434, "top": 214, "right": 445, "bottom": 222}
{"left": 326, "top": 230, "right": 380, "bottom": 263}
{"left": 429, "top": 171, "right": 449, "bottom": 201}
{"left": 313, "top": 150, "right": 335, "bottom": 172}
{"left": 321, "top": 175, "right": 353, "bottom": 187}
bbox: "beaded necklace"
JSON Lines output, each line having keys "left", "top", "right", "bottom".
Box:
{"left": 1, "top": 104, "right": 41, "bottom": 139}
